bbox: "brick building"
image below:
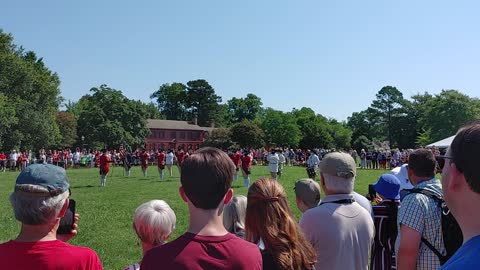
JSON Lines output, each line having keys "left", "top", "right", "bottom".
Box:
{"left": 145, "top": 119, "right": 214, "bottom": 151}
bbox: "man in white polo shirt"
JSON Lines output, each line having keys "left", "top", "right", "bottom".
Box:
{"left": 300, "top": 152, "right": 374, "bottom": 270}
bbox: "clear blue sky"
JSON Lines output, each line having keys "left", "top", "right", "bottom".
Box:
{"left": 2, "top": 1, "right": 479, "bottom": 121}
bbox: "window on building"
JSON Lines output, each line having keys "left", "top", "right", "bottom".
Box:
{"left": 171, "top": 131, "right": 177, "bottom": 138}
{"left": 187, "top": 132, "right": 193, "bottom": 139}
{"left": 180, "top": 132, "right": 186, "bottom": 139}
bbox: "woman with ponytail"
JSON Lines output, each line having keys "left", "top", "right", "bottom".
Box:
{"left": 246, "top": 178, "right": 316, "bottom": 270}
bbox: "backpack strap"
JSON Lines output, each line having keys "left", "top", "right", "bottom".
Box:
{"left": 405, "top": 188, "right": 446, "bottom": 262}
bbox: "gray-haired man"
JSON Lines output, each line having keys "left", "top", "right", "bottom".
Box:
{"left": 300, "top": 152, "right": 374, "bottom": 270}
{"left": 0, "top": 164, "right": 102, "bottom": 270}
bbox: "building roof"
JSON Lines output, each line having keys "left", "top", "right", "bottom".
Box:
{"left": 147, "top": 119, "right": 214, "bottom": 132}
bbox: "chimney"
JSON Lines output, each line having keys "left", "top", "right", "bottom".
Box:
{"left": 193, "top": 115, "right": 198, "bottom": 126}
{"left": 210, "top": 120, "right": 215, "bottom": 128}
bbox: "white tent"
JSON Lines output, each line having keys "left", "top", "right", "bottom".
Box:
{"left": 426, "top": 135, "right": 456, "bottom": 149}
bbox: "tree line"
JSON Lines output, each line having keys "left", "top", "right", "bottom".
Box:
{"left": 1, "top": 29, "right": 479, "bottom": 152}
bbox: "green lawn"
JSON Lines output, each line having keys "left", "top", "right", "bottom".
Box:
{"left": 0, "top": 165, "right": 388, "bottom": 270}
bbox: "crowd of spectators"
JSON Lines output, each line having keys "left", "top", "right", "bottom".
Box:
{"left": 1, "top": 121, "right": 480, "bottom": 270}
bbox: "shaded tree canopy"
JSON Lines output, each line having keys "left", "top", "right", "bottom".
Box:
{"left": 228, "top": 93, "right": 263, "bottom": 123}
{"left": 150, "top": 82, "right": 188, "bottom": 121}
{"left": 0, "top": 29, "right": 61, "bottom": 150}
{"left": 230, "top": 120, "right": 265, "bottom": 149}
{"left": 76, "top": 84, "right": 152, "bottom": 148}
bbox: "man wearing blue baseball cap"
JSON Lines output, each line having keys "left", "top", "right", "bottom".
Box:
{"left": 0, "top": 164, "right": 102, "bottom": 270}
{"left": 370, "top": 174, "right": 401, "bottom": 270}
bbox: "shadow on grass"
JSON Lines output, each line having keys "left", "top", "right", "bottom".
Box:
{"left": 71, "top": 185, "right": 96, "bottom": 189}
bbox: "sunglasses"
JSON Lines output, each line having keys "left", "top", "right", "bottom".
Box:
{"left": 436, "top": 155, "right": 453, "bottom": 170}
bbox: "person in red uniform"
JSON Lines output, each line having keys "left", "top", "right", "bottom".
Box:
{"left": 156, "top": 149, "right": 166, "bottom": 181}
{"left": 63, "top": 150, "right": 70, "bottom": 170}
{"left": 241, "top": 150, "right": 253, "bottom": 187}
{"left": 52, "top": 150, "right": 59, "bottom": 166}
{"left": 140, "top": 149, "right": 149, "bottom": 177}
{"left": 175, "top": 148, "right": 186, "bottom": 175}
{"left": 94, "top": 151, "right": 101, "bottom": 168}
{"left": 99, "top": 149, "right": 110, "bottom": 187}
{"left": 20, "top": 152, "right": 28, "bottom": 172}
{"left": 233, "top": 150, "right": 242, "bottom": 182}
{"left": 0, "top": 151, "right": 7, "bottom": 172}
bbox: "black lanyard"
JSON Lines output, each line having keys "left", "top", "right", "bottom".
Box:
{"left": 320, "top": 199, "right": 355, "bottom": 205}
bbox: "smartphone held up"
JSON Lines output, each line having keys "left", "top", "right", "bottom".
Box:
{"left": 57, "top": 199, "right": 76, "bottom": 235}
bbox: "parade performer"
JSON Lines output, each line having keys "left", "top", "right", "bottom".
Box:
{"left": 119, "top": 144, "right": 131, "bottom": 176}
{"left": 99, "top": 149, "right": 110, "bottom": 187}
{"left": 0, "top": 151, "right": 6, "bottom": 172}
{"left": 230, "top": 150, "right": 242, "bottom": 182}
{"left": 267, "top": 149, "right": 280, "bottom": 180}
{"left": 140, "top": 149, "right": 149, "bottom": 177}
{"left": 165, "top": 149, "right": 174, "bottom": 177}
{"left": 175, "top": 148, "right": 186, "bottom": 175}
{"left": 156, "top": 149, "right": 166, "bottom": 181}
{"left": 241, "top": 150, "right": 252, "bottom": 187}
{"left": 277, "top": 150, "right": 286, "bottom": 179}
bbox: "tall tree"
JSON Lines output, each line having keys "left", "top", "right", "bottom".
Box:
{"left": 150, "top": 83, "right": 188, "bottom": 120}
{"left": 292, "top": 107, "right": 333, "bottom": 149}
{"left": 261, "top": 108, "right": 301, "bottom": 147}
{"left": 368, "top": 86, "right": 407, "bottom": 147}
{"left": 227, "top": 93, "right": 263, "bottom": 123}
{"left": 230, "top": 120, "right": 265, "bottom": 148}
{"left": 0, "top": 93, "right": 17, "bottom": 149}
{"left": 186, "top": 79, "right": 222, "bottom": 127}
{"left": 202, "top": 128, "right": 234, "bottom": 149}
{"left": 55, "top": 112, "right": 78, "bottom": 148}
{"left": 77, "top": 84, "right": 151, "bottom": 148}
{"left": 0, "top": 29, "right": 61, "bottom": 150}
{"left": 418, "top": 90, "right": 480, "bottom": 142}
{"left": 327, "top": 119, "right": 353, "bottom": 150}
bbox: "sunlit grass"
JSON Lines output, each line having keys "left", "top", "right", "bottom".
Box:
{"left": 0, "top": 164, "right": 387, "bottom": 270}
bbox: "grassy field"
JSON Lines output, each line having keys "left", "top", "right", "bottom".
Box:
{"left": 0, "top": 164, "right": 388, "bottom": 270}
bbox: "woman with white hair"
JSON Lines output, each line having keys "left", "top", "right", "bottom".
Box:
{"left": 124, "top": 200, "right": 176, "bottom": 270}
{"left": 223, "top": 195, "right": 247, "bottom": 239}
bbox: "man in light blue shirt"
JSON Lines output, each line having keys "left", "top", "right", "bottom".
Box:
{"left": 441, "top": 122, "right": 480, "bottom": 269}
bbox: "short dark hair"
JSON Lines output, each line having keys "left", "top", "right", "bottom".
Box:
{"left": 450, "top": 121, "right": 480, "bottom": 193}
{"left": 408, "top": 149, "right": 436, "bottom": 178}
{"left": 181, "top": 147, "right": 235, "bottom": 209}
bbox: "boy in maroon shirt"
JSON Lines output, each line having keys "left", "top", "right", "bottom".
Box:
{"left": 141, "top": 147, "right": 262, "bottom": 270}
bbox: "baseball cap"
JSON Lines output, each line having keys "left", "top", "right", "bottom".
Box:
{"left": 319, "top": 152, "right": 356, "bottom": 179}
{"left": 373, "top": 174, "right": 401, "bottom": 200}
{"left": 391, "top": 164, "right": 413, "bottom": 189}
{"left": 15, "top": 164, "right": 70, "bottom": 196}
{"left": 294, "top": 179, "right": 321, "bottom": 208}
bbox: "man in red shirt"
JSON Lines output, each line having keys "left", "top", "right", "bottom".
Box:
{"left": 53, "top": 150, "right": 59, "bottom": 166}
{"left": 156, "top": 149, "right": 166, "bottom": 181}
{"left": 0, "top": 164, "right": 102, "bottom": 270}
{"left": 99, "top": 149, "right": 110, "bottom": 187}
{"left": 230, "top": 150, "right": 242, "bottom": 182}
{"left": 241, "top": 150, "right": 253, "bottom": 187}
{"left": 141, "top": 147, "right": 262, "bottom": 270}
{"left": 175, "top": 148, "right": 186, "bottom": 175}
{"left": 140, "top": 149, "right": 149, "bottom": 177}
{"left": 0, "top": 151, "right": 7, "bottom": 172}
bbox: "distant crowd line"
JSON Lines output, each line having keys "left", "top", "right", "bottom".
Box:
{"left": 1, "top": 126, "right": 477, "bottom": 270}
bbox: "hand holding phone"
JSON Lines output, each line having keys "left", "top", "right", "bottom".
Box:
{"left": 57, "top": 199, "right": 76, "bottom": 235}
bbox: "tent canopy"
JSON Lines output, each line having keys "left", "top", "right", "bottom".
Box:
{"left": 426, "top": 135, "right": 456, "bottom": 148}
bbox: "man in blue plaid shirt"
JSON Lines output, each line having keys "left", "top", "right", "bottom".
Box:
{"left": 396, "top": 149, "right": 444, "bottom": 270}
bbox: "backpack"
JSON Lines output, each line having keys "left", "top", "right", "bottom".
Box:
{"left": 407, "top": 189, "right": 463, "bottom": 265}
